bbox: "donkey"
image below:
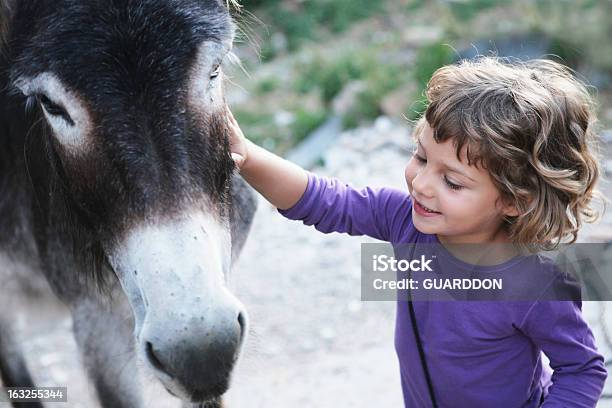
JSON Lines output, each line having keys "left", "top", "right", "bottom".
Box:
{"left": 0, "top": 1, "right": 256, "bottom": 407}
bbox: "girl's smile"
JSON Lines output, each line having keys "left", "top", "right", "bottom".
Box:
{"left": 413, "top": 198, "right": 442, "bottom": 216}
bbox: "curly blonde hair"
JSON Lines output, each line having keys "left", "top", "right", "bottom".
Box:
{"left": 414, "top": 57, "right": 607, "bottom": 252}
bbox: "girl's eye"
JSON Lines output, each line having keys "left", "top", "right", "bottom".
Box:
{"left": 413, "top": 152, "right": 463, "bottom": 191}
{"left": 444, "top": 177, "right": 463, "bottom": 191}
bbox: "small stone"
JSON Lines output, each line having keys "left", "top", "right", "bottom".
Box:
{"left": 380, "top": 85, "right": 415, "bottom": 119}
{"left": 263, "top": 343, "right": 281, "bottom": 356}
{"left": 347, "top": 300, "right": 362, "bottom": 313}
{"left": 274, "top": 110, "right": 295, "bottom": 127}
{"left": 270, "top": 32, "right": 288, "bottom": 54}
{"left": 401, "top": 26, "right": 444, "bottom": 47}
{"left": 319, "top": 327, "right": 336, "bottom": 340}
{"left": 332, "top": 81, "right": 367, "bottom": 116}
{"left": 300, "top": 339, "right": 317, "bottom": 352}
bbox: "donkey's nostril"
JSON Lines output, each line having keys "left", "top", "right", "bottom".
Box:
{"left": 145, "top": 341, "right": 170, "bottom": 376}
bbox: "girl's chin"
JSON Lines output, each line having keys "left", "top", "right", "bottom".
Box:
{"left": 413, "top": 219, "right": 439, "bottom": 234}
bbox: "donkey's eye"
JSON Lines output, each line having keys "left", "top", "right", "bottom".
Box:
{"left": 210, "top": 65, "right": 221, "bottom": 80}
{"left": 36, "top": 94, "right": 74, "bottom": 125}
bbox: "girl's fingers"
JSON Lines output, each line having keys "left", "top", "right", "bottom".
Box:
{"left": 225, "top": 106, "right": 247, "bottom": 170}
{"left": 225, "top": 107, "right": 244, "bottom": 138}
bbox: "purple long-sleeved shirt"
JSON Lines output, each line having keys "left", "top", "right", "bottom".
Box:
{"left": 278, "top": 172, "right": 607, "bottom": 407}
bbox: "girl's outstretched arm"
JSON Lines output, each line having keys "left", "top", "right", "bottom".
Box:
{"left": 226, "top": 108, "right": 308, "bottom": 210}
{"left": 226, "top": 108, "right": 413, "bottom": 243}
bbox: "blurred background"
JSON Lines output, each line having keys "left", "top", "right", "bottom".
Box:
{"left": 222, "top": 0, "right": 612, "bottom": 406}
{"left": 226, "top": 0, "right": 612, "bottom": 157}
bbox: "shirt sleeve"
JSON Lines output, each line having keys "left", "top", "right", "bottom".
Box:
{"left": 278, "top": 171, "right": 412, "bottom": 242}
{"left": 519, "top": 299, "right": 607, "bottom": 407}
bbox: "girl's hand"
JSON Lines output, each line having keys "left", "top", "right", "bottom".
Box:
{"left": 223, "top": 106, "right": 308, "bottom": 209}
{"left": 226, "top": 107, "right": 249, "bottom": 171}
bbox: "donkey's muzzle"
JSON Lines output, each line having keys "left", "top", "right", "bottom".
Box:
{"left": 141, "top": 307, "right": 247, "bottom": 402}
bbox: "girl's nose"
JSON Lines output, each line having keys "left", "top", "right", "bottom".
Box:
{"left": 411, "top": 167, "right": 435, "bottom": 198}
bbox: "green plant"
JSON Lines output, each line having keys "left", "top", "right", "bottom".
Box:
{"left": 342, "top": 89, "right": 380, "bottom": 129}
{"left": 306, "top": 0, "right": 384, "bottom": 33}
{"left": 406, "top": 0, "right": 427, "bottom": 12}
{"left": 400, "top": 43, "right": 455, "bottom": 121}
{"left": 243, "top": 0, "right": 388, "bottom": 60}
{"left": 547, "top": 36, "right": 582, "bottom": 68}
{"left": 269, "top": 7, "right": 318, "bottom": 51}
{"left": 232, "top": 109, "right": 280, "bottom": 149}
{"left": 446, "top": 0, "right": 511, "bottom": 22}
{"left": 295, "top": 52, "right": 375, "bottom": 104}
{"left": 239, "top": 0, "right": 280, "bottom": 9}
{"left": 231, "top": 107, "right": 327, "bottom": 153}
{"left": 413, "top": 43, "right": 455, "bottom": 89}
{"left": 342, "top": 63, "right": 406, "bottom": 128}
{"left": 290, "top": 109, "right": 328, "bottom": 143}
{"left": 255, "top": 77, "right": 281, "bottom": 94}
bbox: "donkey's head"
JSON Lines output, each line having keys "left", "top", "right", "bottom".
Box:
{"left": 4, "top": 0, "right": 247, "bottom": 402}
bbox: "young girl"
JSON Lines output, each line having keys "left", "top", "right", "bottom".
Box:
{"left": 226, "top": 57, "right": 608, "bottom": 407}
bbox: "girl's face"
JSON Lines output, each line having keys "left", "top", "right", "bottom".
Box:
{"left": 404, "top": 123, "right": 518, "bottom": 245}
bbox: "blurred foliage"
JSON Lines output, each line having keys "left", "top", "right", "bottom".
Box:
{"left": 437, "top": 0, "right": 612, "bottom": 73}
{"left": 238, "top": 0, "right": 275, "bottom": 8}
{"left": 295, "top": 52, "right": 371, "bottom": 103}
{"left": 294, "top": 50, "right": 409, "bottom": 128}
{"left": 445, "top": 0, "right": 512, "bottom": 21}
{"left": 240, "top": 0, "right": 385, "bottom": 59}
{"left": 232, "top": 105, "right": 327, "bottom": 154}
{"left": 231, "top": 0, "right": 612, "bottom": 152}
{"left": 525, "top": 0, "right": 612, "bottom": 73}
{"left": 342, "top": 63, "right": 406, "bottom": 128}
{"left": 408, "top": 43, "right": 456, "bottom": 120}
{"left": 406, "top": 0, "right": 427, "bottom": 11}
{"left": 232, "top": 109, "right": 278, "bottom": 150}
{"left": 291, "top": 108, "right": 328, "bottom": 143}
{"left": 255, "top": 77, "right": 281, "bottom": 94}
{"left": 413, "top": 43, "right": 455, "bottom": 90}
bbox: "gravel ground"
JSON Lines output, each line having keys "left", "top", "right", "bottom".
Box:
{"left": 5, "top": 117, "right": 612, "bottom": 407}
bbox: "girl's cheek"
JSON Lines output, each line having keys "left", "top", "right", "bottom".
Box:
{"left": 444, "top": 191, "right": 473, "bottom": 216}
{"left": 404, "top": 162, "right": 416, "bottom": 191}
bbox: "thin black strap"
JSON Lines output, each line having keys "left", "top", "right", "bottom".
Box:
{"left": 407, "top": 277, "right": 438, "bottom": 408}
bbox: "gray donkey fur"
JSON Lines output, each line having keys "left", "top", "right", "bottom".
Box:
{"left": 0, "top": 1, "right": 257, "bottom": 407}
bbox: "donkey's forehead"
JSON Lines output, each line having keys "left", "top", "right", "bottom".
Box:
{"left": 11, "top": 0, "right": 234, "bottom": 87}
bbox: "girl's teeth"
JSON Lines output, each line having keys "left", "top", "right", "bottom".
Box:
{"left": 421, "top": 202, "right": 438, "bottom": 213}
